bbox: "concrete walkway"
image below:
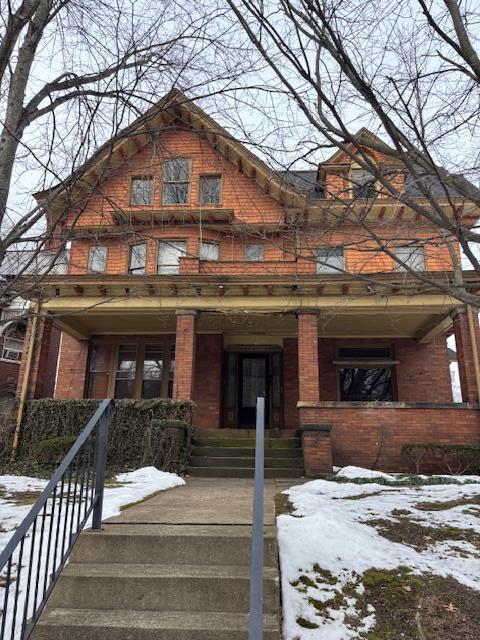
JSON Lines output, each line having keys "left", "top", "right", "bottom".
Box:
{"left": 107, "top": 477, "right": 300, "bottom": 526}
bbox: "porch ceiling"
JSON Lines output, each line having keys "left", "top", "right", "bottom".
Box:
{"left": 49, "top": 308, "right": 452, "bottom": 343}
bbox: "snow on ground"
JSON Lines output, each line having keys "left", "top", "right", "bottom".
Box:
{"left": 0, "top": 466, "right": 184, "bottom": 639}
{"left": 277, "top": 468, "right": 480, "bottom": 640}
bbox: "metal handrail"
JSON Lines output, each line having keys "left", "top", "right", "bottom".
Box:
{"left": 248, "top": 396, "right": 265, "bottom": 640}
{"left": 0, "top": 398, "right": 114, "bottom": 640}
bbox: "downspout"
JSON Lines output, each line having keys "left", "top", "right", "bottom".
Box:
{"left": 11, "top": 306, "right": 39, "bottom": 461}
{"left": 466, "top": 304, "right": 480, "bottom": 402}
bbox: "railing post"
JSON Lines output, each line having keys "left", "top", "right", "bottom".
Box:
{"left": 248, "top": 395, "right": 265, "bottom": 640}
{"left": 91, "top": 402, "right": 112, "bottom": 530}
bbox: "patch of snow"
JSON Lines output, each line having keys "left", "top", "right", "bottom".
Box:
{"left": 0, "top": 467, "right": 184, "bottom": 639}
{"left": 335, "top": 465, "right": 397, "bottom": 482}
{"left": 278, "top": 473, "right": 480, "bottom": 639}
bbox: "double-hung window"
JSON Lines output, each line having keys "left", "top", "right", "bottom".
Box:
{"left": 199, "top": 175, "right": 221, "bottom": 204}
{"left": 335, "top": 347, "right": 395, "bottom": 402}
{"left": 131, "top": 177, "right": 153, "bottom": 205}
{"left": 350, "top": 168, "right": 377, "bottom": 199}
{"left": 88, "top": 246, "right": 107, "bottom": 273}
{"left": 128, "top": 243, "right": 147, "bottom": 275}
{"left": 316, "top": 247, "right": 345, "bottom": 274}
{"left": 157, "top": 240, "right": 187, "bottom": 274}
{"left": 393, "top": 245, "right": 426, "bottom": 272}
{"left": 162, "top": 159, "right": 190, "bottom": 204}
{"left": 1, "top": 322, "right": 25, "bottom": 361}
{"left": 200, "top": 241, "right": 219, "bottom": 261}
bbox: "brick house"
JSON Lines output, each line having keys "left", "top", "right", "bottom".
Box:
{"left": 17, "top": 91, "right": 480, "bottom": 473}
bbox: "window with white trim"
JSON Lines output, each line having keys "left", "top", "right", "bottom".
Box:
{"left": 1, "top": 322, "right": 26, "bottom": 362}
{"left": 350, "top": 168, "right": 377, "bottom": 199}
{"left": 162, "top": 159, "right": 190, "bottom": 204}
{"left": 130, "top": 177, "right": 153, "bottom": 205}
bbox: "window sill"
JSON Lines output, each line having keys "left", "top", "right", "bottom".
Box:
{"left": 0, "top": 358, "right": 20, "bottom": 365}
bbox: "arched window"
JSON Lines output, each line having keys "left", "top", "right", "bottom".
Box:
{"left": 1, "top": 321, "right": 26, "bottom": 362}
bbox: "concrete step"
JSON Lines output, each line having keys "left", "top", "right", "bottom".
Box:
{"left": 188, "top": 467, "right": 304, "bottom": 479}
{"left": 34, "top": 609, "right": 280, "bottom": 640}
{"left": 192, "top": 446, "right": 303, "bottom": 458}
{"left": 193, "top": 437, "right": 301, "bottom": 449}
{"left": 71, "top": 524, "right": 277, "bottom": 567}
{"left": 190, "top": 456, "right": 303, "bottom": 469}
{"left": 48, "top": 563, "right": 279, "bottom": 614}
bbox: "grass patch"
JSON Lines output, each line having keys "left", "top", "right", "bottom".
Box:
{"left": 366, "top": 516, "right": 480, "bottom": 550}
{"left": 414, "top": 495, "right": 480, "bottom": 511}
{"left": 274, "top": 493, "right": 297, "bottom": 516}
{"left": 326, "top": 474, "right": 480, "bottom": 487}
{"left": 361, "top": 568, "right": 480, "bottom": 639}
{"left": 0, "top": 486, "right": 43, "bottom": 505}
{"left": 296, "top": 616, "right": 319, "bottom": 629}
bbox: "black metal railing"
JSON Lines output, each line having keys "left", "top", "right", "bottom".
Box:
{"left": 0, "top": 398, "right": 114, "bottom": 640}
{"left": 248, "top": 395, "right": 265, "bottom": 640}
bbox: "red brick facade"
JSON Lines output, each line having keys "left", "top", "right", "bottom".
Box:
{"left": 16, "top": 318, "right": 60, "bottom": 399}
{"left": 173, "top": 311, "right": 198, "bottom": 400}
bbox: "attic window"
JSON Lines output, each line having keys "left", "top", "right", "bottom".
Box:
{"left": 350, "top": 168, "right": 377, "bottom": 199}
{"left": 131, "top": 177, "right": 153, "bottom": 205}
{"left": 162, "top": 158, "right": 190, "bottom": 204}
{"left": 199, "top": 175, "right": 221, "bottom": 204}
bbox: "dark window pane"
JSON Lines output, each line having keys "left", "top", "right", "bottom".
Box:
{"left": 168, "top": 344, "right": 175, "bottom": 398}
{"left": 88, "top": 343, "right": 112, "bottom": 398}
{"left": 199, "top": 175, "right": 221, "bottom": 204}
{"left": 316, "top": 247, "right": 344, "bottom": 274}
{"left": 162, "top": 183, "right": 189, "bottom": 204}
{"left": 245, "top": 244, "right": 264, "bottom": 261}
{"left": 350, "top": 169, "right": 377, "bottom": 198}
{"left": 164, "top": 159, "right": 189, "bottom": 182}
{"left": 338, "top": 347, "right": 391, "bottom": 359}
{"left": 115, "top": 344, "right": 137, "bottom": 398}
{"left": 142, "top": 345, "right": 163, "bottom": 398}
{"left": 131, "top": 178, "right": 153, "bottom": 205}
{"left": 129, "top": 243, "right": 147, "bottom": 274}
{"left": 340, "top": 367, "right": 393, "bottom": 401}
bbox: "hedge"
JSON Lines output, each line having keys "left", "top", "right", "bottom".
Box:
{"left": 9, "top": 398, "right": 194, "bottom": 474}
{"left": 402, "top": 443, "right": 480, "bottom": 475}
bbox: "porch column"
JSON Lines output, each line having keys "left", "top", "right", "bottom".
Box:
{"left": 16, "top": 316, "right": 56, "bottom": 399}
{"left": 452, "top": 306, "right": 480, "bottom": 403}
{"left": 173, "top": 310, "right": 198, "bottom": 400}
{"left": 297, "top": 310, "right": 320, "bottom": 403}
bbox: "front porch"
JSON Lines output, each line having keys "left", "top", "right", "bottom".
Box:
{"left": 23, "top": 286, "right": 480, "bottom": 474}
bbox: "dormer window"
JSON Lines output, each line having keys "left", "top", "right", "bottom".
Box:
{"left": 131, "top": 177, "right": 153, "bottom": 205}
{"left": 350, "top": 168, "right": 377, "bottom": 199}
{"left": 394, "top": 245, "right": 426, "bottom": 272}
{"left": 162, "top": 158, "right": 190, "bottom": 204}
{"left": 199, "top": 175, "right": 221, "bottom": 204}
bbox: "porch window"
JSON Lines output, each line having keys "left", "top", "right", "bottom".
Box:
{"left": 157, "top": 240, "right": 187, "bottom": 274}
{"left": 200, "top": 241, "right": 219, "bottom": 261}
{"left": 350, "top": 168, "right": 377, "bottom": 199}
{"left": 245, "top": 244, "right": 264, "bottom": 261}
{"left": 142, "top": 344, "right": 164, "bottom": 399}
{"left": 114, "top": 344, "right": 137, "bottom": 398}
{"left": 168, "top": 344, "right": 175, "bottom": 397}
{"left": 199, "top": 175, "right": 221, "bottom": 204}
{"left": 88, "top": 246, "right": 107, "bottom": 273}
{"left": 316, "top": 247, "right": 344, "bottom": 274}
{"left": 335, "top": 346, "right": 396, "bottom": 401}
{"left": 162, "top": 158, "right": 190, "bottom": 204}
{"left": 128, "top": 243, "right": 147, "bottom": 275}
{"left": 130, "top": 177, "right": 153, "bottom": 205}
{"left": 87, "top": 343, "right": 112, "bottom": 398}
{"left": 394, "top": 245, "right": 426, "bottom": 272}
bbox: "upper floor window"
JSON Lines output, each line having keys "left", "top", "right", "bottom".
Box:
{"left": 129, "top": 243, "right": 147, "bottom": 275}
{"left": 245, "top": 244, "right": 264, "bottom": 261}
{"left": 157, "top": 240, "right": 187, "bottom": 274}
{"left": 199, "top": 175, "right": 221, "bottom": 204}
{"left": 350, "top": 168, "right": 377, "bottom": 199}
{"left": 200, "top": 241, "right": 219, "bottom": 261}
{"left": 162, "top": 158, "right": 190, "bottom": 204}
{"left": 316, "top": 247, "right": 345, "bottom": 274}
{"left": 394, "top": 245, "right": 426, "bottom": 272}
{"left": 131, "top": 177, "right": 153, "bottom": 205}
{"left": 88, "top": 245, "right": 107, "bottom": 273}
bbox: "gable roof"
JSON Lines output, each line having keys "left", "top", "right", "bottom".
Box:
{"left": 37, "top": 89, "right": 306, "bottom": 219}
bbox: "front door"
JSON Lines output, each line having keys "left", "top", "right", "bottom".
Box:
{"left": 238, "top": 354, "right": 268, "bottom": 428}
{"left": 223, "top": 351, "right": 283, "bottom": 429}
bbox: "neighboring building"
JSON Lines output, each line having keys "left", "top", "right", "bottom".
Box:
{"left": 0, "top": 299, "right": 29, "bottom": 397}
{"left": 16, "top": 91, "right": 480, "bottom": 472}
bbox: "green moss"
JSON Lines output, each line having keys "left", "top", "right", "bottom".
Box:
{"left": 296, "top": 616, "right": 319, "bottom": 629}
{"left": 313, "top": 563, "right": 338, "bottom": 585}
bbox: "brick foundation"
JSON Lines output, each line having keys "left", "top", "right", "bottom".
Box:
{"left": 298, "top": 402, "right": 480, "bottom": 472}
{"left": 301, "top": 424, "right": 333, "bottom": 476}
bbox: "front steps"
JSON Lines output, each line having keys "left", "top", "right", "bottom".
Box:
{"left": 34, "top": 524, "right": 280, "bottom": 639}
{"left": 189, "top": 429, "right": 304, "bottom": 478}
